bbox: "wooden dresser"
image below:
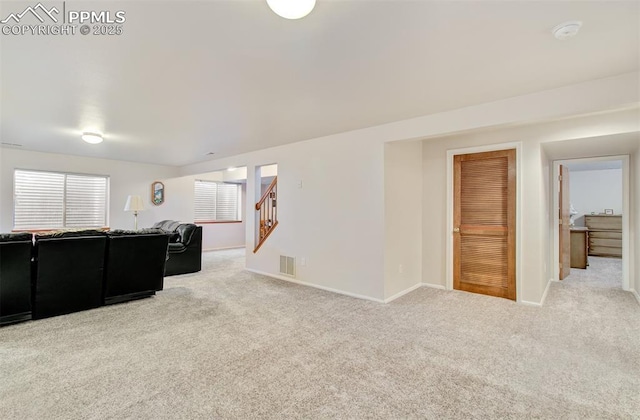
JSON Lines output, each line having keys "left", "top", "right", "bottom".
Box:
{"left": 585, "top": 215, "right": 622, "bottom": 257}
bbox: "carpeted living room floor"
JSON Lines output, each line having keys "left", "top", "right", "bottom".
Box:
{"left": 1, "top": 250, "right": 638, "bottom": 419}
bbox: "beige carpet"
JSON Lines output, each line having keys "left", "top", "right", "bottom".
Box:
{"left": 1, "top": 251, "right": 638, "bottom": 419}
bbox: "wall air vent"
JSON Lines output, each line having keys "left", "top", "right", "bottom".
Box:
{"left": 279, "top": 255, "right": 295, "bottom": 277}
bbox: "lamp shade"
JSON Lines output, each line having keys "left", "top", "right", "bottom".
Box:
{"left": 124, "top": 195, "right": 144, "bottom": 212}
{"left": 266, "top": 0, "right": 316, "bottom": 19}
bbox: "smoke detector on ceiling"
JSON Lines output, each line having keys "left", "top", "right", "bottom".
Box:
{"left": 552, "top": 21, "right": 583, "bottom": 40}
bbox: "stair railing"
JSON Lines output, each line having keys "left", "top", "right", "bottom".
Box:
{"left": 254, "top": 176, "right": 278, "bottom": 253}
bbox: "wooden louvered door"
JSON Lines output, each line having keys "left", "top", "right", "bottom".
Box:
{"left": 453, "top": 149, "right": 516, "bottom": 300}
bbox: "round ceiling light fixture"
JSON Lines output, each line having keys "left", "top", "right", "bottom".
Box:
{"left": 266, "top": 0, "right": 316, "bottom": 19}
{"left": 552, "top": 21, "right": 582, "bottom": 40}
{"left": 81, "top": 132, "right": 103, "bottom": 144}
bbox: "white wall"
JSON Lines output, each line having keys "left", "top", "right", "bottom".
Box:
{"left": 0, "top": 148, "right": 180, "bottom": 232}
{"left": 569, "top": 169, "right": 623, "bottom": 227}
{"left": 180, "top": 73, "right": 638, "bottom": 303}
{"left": 184, "top": 137, "right": 387, "bottom": 301}
{"left": 384, "top": 141, "right": 423, "bottom": 300}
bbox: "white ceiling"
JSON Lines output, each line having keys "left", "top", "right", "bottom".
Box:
{"left": 1, "top": 0, "right": 638, "bottom": 166}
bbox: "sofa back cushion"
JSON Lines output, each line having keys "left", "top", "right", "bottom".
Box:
{"left": 104, "top": 232, "right": 169, "bottom": 298}
{"left": 33, "top": 234, "right": 107, "bottom": 319}
{"left": 152, "top": 220, "right": 181, "bottom": 233}
{"left": 0, "top": 233, "right": 33, "bottom": 243}
{"left": 107, "top": 228, "right": 166, "bottom": 237}
{"left": 35, "top": 229, "right": 106, "bottom": 240}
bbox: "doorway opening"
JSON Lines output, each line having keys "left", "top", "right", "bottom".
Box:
{"left": 552, "top": 156, "right": 629, "bottom": 290}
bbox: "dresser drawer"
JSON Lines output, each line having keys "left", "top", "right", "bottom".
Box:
{"left": 589, "top": 231, "right": 622, "bottom": 240}
{"left": 589, "top": 238, "right": 622, "bottom": 250}
{"left": 589, "top": 246, "right": 622, "bottom": 257}
{"left": 585, "top": 215, "right": 622, "bottom": 231}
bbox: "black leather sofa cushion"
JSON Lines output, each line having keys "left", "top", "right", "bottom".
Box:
{"left": 0, "top": 233, "right": 33, "bottom": 325}
{"left": 33, "top": 233, "right": 107, "bottom": 319}
{"left": 35, "top": 229, "right": 107, "bottom": 239}
{"left": 108, "top": 228, "right": 165, "bottom": 236}
{"left": 104, "top": 230, "right": 169, "bottom": 304}
{"left": 0, "top": 232, "right": 33, "bottom": 242}
{"left": 153, "top": 220, "right": 181, "bottom": 233}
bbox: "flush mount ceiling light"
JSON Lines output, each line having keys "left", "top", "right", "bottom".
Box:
{"left": 267, "top": 0, "right": 316, "bottom": 19}
{"left": 552, "top": 21, "right": 583, "bottom": 40}
{"left": 81, "top": 132, "right": 103, "bottom": 144}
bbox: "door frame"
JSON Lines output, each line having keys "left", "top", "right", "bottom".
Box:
{"left": 446, "top": 142, "right": 523, "bottom": 302}
{"left": 551, "top": 155, "right": 630, "bottom": 290}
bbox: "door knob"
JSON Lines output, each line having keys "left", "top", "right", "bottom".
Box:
{"left": 453, "top": 227, "right": 460, "bottom": 233}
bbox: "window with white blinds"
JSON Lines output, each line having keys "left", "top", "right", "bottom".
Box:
{"left": 194, "top": 180, "right": 241, "bottom": 222}
{"left": 14, "top": 170, "right": 109, "bottom": 230}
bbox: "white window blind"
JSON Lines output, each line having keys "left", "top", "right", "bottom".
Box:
{"left": 14, "top": 170, "right": 108, "bottom": 230}
{"left": 194, "top": 180, "right": 241, "bottom": 222}
{"left": 194, "top": 181, "right": 217, "bottom": 222}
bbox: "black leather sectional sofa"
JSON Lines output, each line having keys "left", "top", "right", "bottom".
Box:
{"left": 0, "top": 229, "right": 170, "bottom": 326}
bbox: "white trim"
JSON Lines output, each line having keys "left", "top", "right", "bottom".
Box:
{"left": 422, "top": 282, "right": 446, "bottom": 290}
{"left": 446, "top": 142, "right": 523, "bottom": 302}
{"left": 202, "top": 245, "right": 245, "bottom": 252}
{"left": 551, "top": 155, "right": 632, "bottom": 291}
{"left": 520, "top": 300, "right": 543, "bottom": 307}
{"left": 384, "top": 283, "right": 422, "bottom": 303}
{"left": 539, "top": 278, "right": 552, "bottom": 306}
{"left": 631, "top": 289, "right": 640, "bottom": 306}
{"left": 244, "top": 268, "right": 385, "bottom": 303}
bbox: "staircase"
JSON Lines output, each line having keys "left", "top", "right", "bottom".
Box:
{"left": 254, "top": 176, "right": 278, "bottom": 253}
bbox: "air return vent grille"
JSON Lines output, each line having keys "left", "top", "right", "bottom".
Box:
{"left": 280, "top": 256, "right": 295, "bottom": 277}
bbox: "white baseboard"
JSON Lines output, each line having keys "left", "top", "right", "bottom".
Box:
{"left": 384, "top": 283, "right": 422, "bottom": 303}
{"left": 202, "top": 245, "right": 245, "bottom": 252}
{"left": 244, "top": 268, "right": 385, "bottom": 303}
{"left": 422, "top": 282, "right": 446, "bottom": 290}
{"left": 631, "top": 289, "right": 640, "bottom": 306}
